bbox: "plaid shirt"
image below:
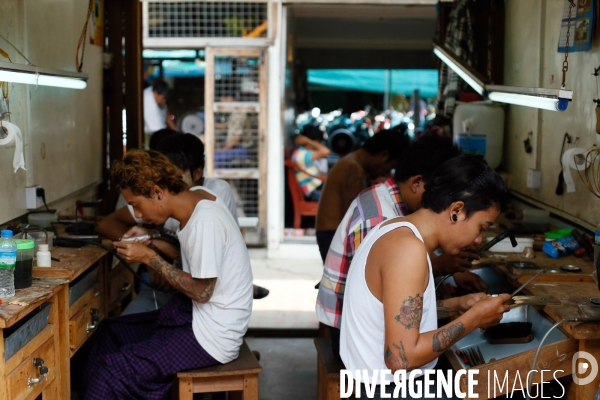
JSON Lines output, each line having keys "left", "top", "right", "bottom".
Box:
{"left": 316, "top": 178, "right": 409, "bottom": 328}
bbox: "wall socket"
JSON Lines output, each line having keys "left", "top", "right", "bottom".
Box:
{"left": 25, "top": 186, "right": 44, "bottom": 209}
{"left": 527, "top": 169, "right": 541, "bottom": 189}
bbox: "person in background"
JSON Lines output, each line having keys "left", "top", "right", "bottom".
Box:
{"left": 316, "top": 135, "right": 487, "bottom": 359}
{"left": 291, "top": 125, "right": 331, "bottom": 201}
{"left": 214, "top": 96, "right": 254, "bottom": 168}
{"left": 341, "top": 155, "right": 511, "bottom": 398}
{"left": 98, "top": 134, "right": 269, "bottom": 312}
{"left": 82, "top": 150, "right": 253, "bottom": 399}
{"left": 315, "top": 130, "right": 410, "bottom": 262}
{"left": 143, "top": 79, "right": 178, "bottom": 148}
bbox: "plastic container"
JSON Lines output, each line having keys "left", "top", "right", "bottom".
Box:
{"left": 487, "top": 237, "right": 534, "bottom": 253}
{"left": 27, "top": 211, "right": 57, "bottom": 229}
{"left": 36, "top": 244, "right": 51, "bottom": 268}
{"left": 26, "top": 230, "right": 53, "bottom": 256}
{"left": 14, "top": 239, "right": 34, "bottom": 289}
{"left": 453, "top": 103, "right": 505, "bottom": 169}
{"left": 542, "top": 237, "right": 580, "bottom": 259}
{"left": 0, "top": 230, "right": 17, "bottom": 298}
{"left": 546, "top": 229, "right": 573, "bottom": 240}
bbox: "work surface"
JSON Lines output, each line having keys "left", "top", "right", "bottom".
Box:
{"left": 33, "top": 245, "right": 108, "bottom": 281}
{"left": 0, "top": 277, "right": 67, "bottom": 328}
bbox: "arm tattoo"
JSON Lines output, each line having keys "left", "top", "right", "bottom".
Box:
{"left": 147, "top": 253, "right": 216, "bottom": 303}
{"left": 393, "top": 342, "right": 409, "bottom": 369}
{"left": 432, "top": 322, "right": 465, "bottom": 352}
{"left": 395, "top": 293, "right": 423, "bottom": 330}
{"left": 385, "top": 346, "right": 402, "bottom": 371}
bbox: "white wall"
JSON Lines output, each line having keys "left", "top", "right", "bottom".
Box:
{"left": 504, "top": 0, "right": 600, "bottom": 230}
{"left": 0, "top": 0, "right": 103, "bottom": 223}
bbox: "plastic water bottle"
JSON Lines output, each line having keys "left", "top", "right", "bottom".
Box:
{"left": 0, "top": 230, "right": 17, "bottom": 298}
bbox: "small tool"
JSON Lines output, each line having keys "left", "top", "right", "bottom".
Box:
{"left": 510, "top": 270, "right": 544, "bottom": 297}
{"left": 506, "top": 296, "right": 561, "bottom": 308}
{"left": 118, "top": 233, "right": 161, "bottom": 242}
{"left": 455, "top": 349, "right": 469, "bottom": 365}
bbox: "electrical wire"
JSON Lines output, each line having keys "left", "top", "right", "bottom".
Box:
{"left": 576, "top": 147, "right": 600, "bottom": 198}
{"left": 75, "top": 0, "right": 94, "bottom": 72}
{"left": 0, "top": 32, "right": 33, "bottom": 65}
{"left": 525, "top": 317, "right": 600, "bottom": 400}
{"left": 436, "top": 274, "right": 452, "bottom": 291}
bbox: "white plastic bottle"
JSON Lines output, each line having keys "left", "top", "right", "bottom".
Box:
{"left": 36, "top": 244, "right": 51, "bottom": 267}
{"left": 0, "top": 230, "right": 17, "bottom": 298}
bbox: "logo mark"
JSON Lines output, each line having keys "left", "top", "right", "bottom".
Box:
{"left": 572, "top": 351, "right": 599, "bottom": 385}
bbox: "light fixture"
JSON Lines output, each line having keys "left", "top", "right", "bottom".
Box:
{"left": 434, "top": 43, "right": 573, "bottom": 112}
{"left": 433, "top": 45, "right": 485, "bottom": 96}
{"left": 0, "top": 61, "right": 87, "bottom": 90}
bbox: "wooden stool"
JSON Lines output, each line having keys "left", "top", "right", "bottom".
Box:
{"left": 314, "top": 337, "right": 346, "bottom": 400}
{"left": 175, "top": 340, "right": 262, "bottom": 400}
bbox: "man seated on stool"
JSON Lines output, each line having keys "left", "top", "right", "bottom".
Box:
{"left": 315, "top": 129, "right": 410, "bottom": 262}
{"left": 316, "top": 134, "right": 488, "bottom": 359}
{"left": 97, "top": 134, "right": 269, "bottom": 313}
{"left": 291, "top": 124, "right": 331, "bottom": 201}
{"left": 81, "top": 150, "right": 253, "bottom": 399}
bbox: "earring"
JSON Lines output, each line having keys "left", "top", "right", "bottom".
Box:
{"left": 452, "top": 214, "right": 458, "bottom": 222}
{"left": 158, "top": 195, "right": 162, "bottom": 200}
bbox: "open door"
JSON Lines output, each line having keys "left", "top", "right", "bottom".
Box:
{"left": 204, "top": 48, "right": 268, "bottom": 245}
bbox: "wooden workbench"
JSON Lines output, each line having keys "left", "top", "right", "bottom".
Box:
{"left": 0, "top": 277, "right": 68, "bottom": 399}
{"left": 521, "top": 281, "right": 600, "bottom": 399}
{"left": 31, "top": 243, "right": 134, "bottom": 399}
{"left": 449, "top": 249, "right": 600, "bottom": 399}
{"left": 477, "top": 252, "right": 595, "bottom": 284}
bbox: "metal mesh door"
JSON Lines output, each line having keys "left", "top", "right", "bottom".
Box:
{"left": 205, "top": 48, "right": 267, "bottom": 244}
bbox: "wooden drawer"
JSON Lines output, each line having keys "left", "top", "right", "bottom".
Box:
{"left": 108, "top": 263, "right": 134, "bottom": 306}
{"left": 448, "top": 337, "right": 577, "bottom": 399}
{"left": 7, "top": 337, "right": 56, "bottom": 400}
{"left": 69, "top": 294, "right": 104, "bottom": 351}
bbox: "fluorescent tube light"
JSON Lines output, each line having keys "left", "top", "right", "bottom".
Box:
{"left": 433, "top": 46, "right": 485, "bottom": 95}
{"left": 0, "top": 61, "right": 87, "bottom": 90}
{"left": 433, "top": 43, "right": 573, "bottom": 112}
{"left": 487, "top": 92, "right": 559, "bottom": 111}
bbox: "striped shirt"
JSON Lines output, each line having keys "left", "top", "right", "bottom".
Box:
{"left": 316, "top": 178, "right": 409, "bottom": 329}
{"left": 291, "top": 146, "right": 324, "bottom": 197}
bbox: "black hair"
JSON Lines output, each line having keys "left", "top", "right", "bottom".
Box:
{"left": 156, "top": 133, "right": 205, "bottom": 172}
{"left": 394, "top": 134, "right": 460, "bottom": 182}
{"left": 152, "top": 79, "right": 170, "bottom": 96}
{"left": 300, "top": 125, "right": 324, "bottom": 142}
{"left": 361, "top": 129, "right": 410, "bottom": 161}
{"left": 421, "top": 154, "right": 509, "bottom": 217}
{"left": 149, "top": 128, "right": 180, "bottom": 151}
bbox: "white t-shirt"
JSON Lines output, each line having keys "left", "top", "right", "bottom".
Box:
{"left": 125, "top": 179, "right": 238, "bottom": 230}
{"left": 143, "top": 86, "right": 167, "bottom": 134}
{"left": 178, "top": 197, "right": 253, "bottom": 363}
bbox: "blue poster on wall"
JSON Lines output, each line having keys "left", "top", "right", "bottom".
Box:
{"left": 557, "top": 0, "right": 594, "bottom": 53}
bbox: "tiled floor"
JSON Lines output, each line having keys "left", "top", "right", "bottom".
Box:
{"left": 245, "top": 243, "right": 322, "bottom": 399}
{"left": 246, "top": 338, "right": 318, "bottom": 400}
{"left": 249, "top": 244, "right": 323, "bottom": 330}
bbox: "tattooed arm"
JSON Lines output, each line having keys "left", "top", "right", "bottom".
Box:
{"left": 146, "top": 251, "right": 216, "bottom": 303}
{"left": 368, "top": 228, "right": 509, "bottom": 374}
{"left": 113, "top": 241, "right": 216, "bottom": 303}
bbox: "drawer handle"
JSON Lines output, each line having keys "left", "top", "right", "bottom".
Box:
{"left": 120, "top": 282, "right": 132, "bottom": 292}
{"left": 28, "top": 357, "right": 48, "bottom": 388}
{"left": 87, "top": 308, "right": 101, "bottom": 333}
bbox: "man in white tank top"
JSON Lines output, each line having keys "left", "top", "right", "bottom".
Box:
{"left": 341, "top": 155, "right": 512, "bottom": 399}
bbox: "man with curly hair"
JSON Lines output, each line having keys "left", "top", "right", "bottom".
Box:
{"left": 81, "top": 150, "right": 253, "bottom": 400}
